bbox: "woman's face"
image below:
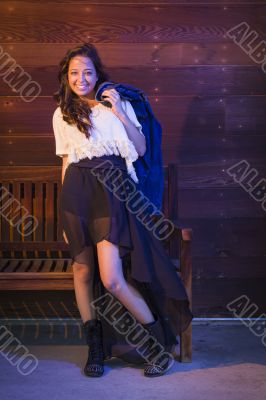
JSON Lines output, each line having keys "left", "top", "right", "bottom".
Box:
{"left": 67, "top": 55, "right": 98, "bottom": 99}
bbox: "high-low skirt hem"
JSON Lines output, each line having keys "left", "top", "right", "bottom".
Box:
{"left": 60, "top": 155, "right": 193, "bottom": 364}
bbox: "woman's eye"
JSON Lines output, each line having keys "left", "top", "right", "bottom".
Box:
{"left": 70, "top": 72, "right": 92, "bottom": 76}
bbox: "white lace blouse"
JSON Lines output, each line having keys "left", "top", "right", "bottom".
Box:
{"left": 52, "top": 100, "right": 145, "bottom": 183}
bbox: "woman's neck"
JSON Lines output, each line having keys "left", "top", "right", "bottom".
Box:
{"left": 85, "top": 99, "right": 101, "bottom": 107}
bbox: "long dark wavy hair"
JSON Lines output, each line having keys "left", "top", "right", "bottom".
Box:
{"left": 53, "top": 43, "right": 111, "bottom": 137}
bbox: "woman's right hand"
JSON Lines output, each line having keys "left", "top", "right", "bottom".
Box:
{"left": 63, "top": 230, "right": 69, "bottom": 244}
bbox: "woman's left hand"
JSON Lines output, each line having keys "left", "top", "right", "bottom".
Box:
{"left": 101, "top": 88, "right": 124, "bottom": 117}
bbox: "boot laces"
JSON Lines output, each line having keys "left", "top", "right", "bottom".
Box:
{"left": 89, "top": 334, "right": 104, "bottom": 360}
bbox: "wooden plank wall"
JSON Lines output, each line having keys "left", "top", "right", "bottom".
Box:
{"left": 0, "top": 0, "right": 265, "bottom": 316}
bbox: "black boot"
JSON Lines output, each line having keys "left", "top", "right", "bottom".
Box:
{"left": 142, "top": 316, "right": 172, "bottom": 377}
{"left": 83, "top": 318, "right": 104, "bottom": 377}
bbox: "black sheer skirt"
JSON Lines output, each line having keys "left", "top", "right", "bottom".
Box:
{"left": 60, "top": 154, "right": 193, "bottom": 364}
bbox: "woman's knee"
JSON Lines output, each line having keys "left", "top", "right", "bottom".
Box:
{"left": 97, "top": 240, "right": 125, "bottom": 294}
{"left": 72, "top": 262, "right": 94, "bottom": 283}
{"left": 102, "top": 277, "right": 125, "bottom": 295}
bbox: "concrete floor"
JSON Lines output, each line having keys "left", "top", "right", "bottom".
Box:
{"left": 1, "top": 323, "right": 266, "bottom": 400}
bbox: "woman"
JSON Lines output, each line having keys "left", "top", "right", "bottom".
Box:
{"left": 52, "top": 43, "right": 193, "bottom": 378}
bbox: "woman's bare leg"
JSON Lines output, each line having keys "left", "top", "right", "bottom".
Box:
{"left": 72, "top": 246, "right": 96, "bottom": 323}
{"left": 96, "top": 240, "right": 154, "bottom": 324}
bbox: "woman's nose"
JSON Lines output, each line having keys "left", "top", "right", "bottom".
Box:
{"left": 76, "top": 74, "right": 88, "bottom": 82}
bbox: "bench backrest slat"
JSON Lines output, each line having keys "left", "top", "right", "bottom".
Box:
{"left": 0, "top": 165, "right": 179, "bottom": 258}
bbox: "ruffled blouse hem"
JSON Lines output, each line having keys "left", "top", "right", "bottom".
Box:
{"left": 66, "top": 137, "right": 140, "bottom": 183}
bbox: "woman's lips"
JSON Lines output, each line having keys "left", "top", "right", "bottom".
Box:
{"left": 76, "top": 85, "right": 88, "bottom": 89}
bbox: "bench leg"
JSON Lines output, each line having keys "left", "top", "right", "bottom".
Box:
{"left": 179, "top": 229, "right": 193, "bottom": 362}
{"left": 180, "top": 323, "right": 192, "bottom": 362}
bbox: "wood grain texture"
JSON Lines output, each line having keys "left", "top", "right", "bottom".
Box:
{"left": 1, "top": 95, "right": 266, "bottom": 136}
{"left": 178, "top": 217, "right": 266, "bottom": 257}
{"left": 0, "top": 66, "right": 265, "bottom": 96}
{"left": 0, "top": 42, "right": 260, "bottom": 67}
{"left": 1, "top": 134, "right": 266, "bottom": 165}
{"left": 0, "top": 0, "right": 265, "bottom": 314}
{"left": 0, "top": 3, "right": 265, "bottom": 43}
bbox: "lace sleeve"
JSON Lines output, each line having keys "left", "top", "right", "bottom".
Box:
{"left": 121, "top": 100, "right": 145, "bottom": 137}
{"left": 52, "top": 108, "right": 69, "bottom": 157}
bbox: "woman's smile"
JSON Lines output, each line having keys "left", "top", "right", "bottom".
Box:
{"left": 68, "top": 55, "right": 98, "bottom": 98}
{"left": 76, "top": 83, "right": 89, "bottom": 90}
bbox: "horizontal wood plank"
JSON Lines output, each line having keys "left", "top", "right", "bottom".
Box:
{"left": 192, "top": 278, "right": 266, "bottom": 317}
{"left": 0, "top": 3, "right": 265, "bottom": 43}
{"left": 178, "top": 163, "right": 266, "bottom": 188}
{"left": 0, "top": 277, "right": 265, "bottom": 315}
{"left": 0, "top": 67, "right": 265, "bottom": 97}
{"left": 0, "top": 43, "right": 257, "bottom": 69}
{"left": 5, "top": 0, "right": 261, "bottom": 4}
{"left": 1, "top": 162, "right": 266, "bottom": 189}
{"left": 2, "top": 134, "right": 266, "bottom": 165}
{"left": 178, "top": 218, "right": 266, "bottom": 258}
{"left": 178, "top": 187, "right": 266, "bottom": 217}
{"left": 193, "top": 256, "right": 266, "bottom": 279}
{"left": 0, "top": 95, "right": 226, "bottom": 135}
{"left": 1, "top": 96, "right": 265, "bottom": 138}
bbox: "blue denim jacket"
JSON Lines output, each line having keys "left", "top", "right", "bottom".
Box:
{"left": 95, "top": 81, "right": 164, "bottom": 214}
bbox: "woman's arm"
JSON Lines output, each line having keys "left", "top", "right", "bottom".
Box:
{"left": 116, "top": 111, "right": 146, "bottom": 157}
{"left": 101, "top": 89, "right": 146, "bottom": 157}
{"left": 61, "top": 155, "right": 69, "bottom": 244}
{"left": 61, "top": 155, "right": 68, "bottom": 184}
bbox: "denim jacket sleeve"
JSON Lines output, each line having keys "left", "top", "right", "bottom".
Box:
{"left": 95, "top": 81, "right": 164, "bottom": 214}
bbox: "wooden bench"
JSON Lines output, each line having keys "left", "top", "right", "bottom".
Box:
{"left": 0, "top": 164, "right": 192, "bottom": 362}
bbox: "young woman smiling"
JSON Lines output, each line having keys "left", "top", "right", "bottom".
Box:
{"left": 53, "top": 43, "right": 193, "bottom": 378}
